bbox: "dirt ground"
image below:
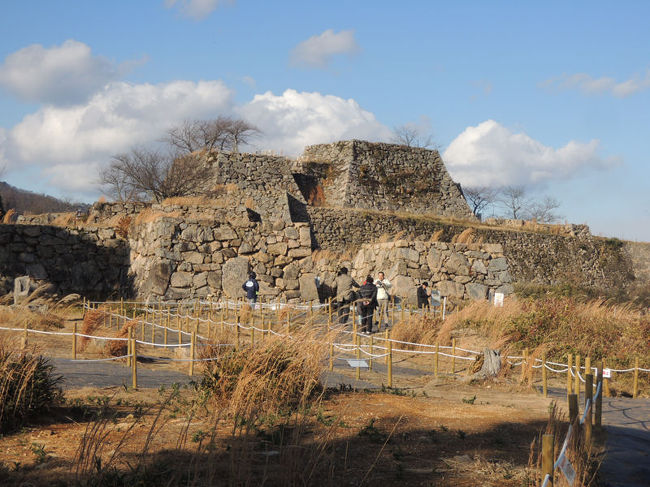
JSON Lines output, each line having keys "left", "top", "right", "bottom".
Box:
{"left": 0, "top": 380, "right": 556, "bottom": 486}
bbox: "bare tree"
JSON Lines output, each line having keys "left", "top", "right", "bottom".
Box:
{"left": 528, "top": 196, "right": 562, "bottom": 223}
{"left": 392, "top": 124, "right": 435, "bottom": 148}
{"left": 463, "top": 186, "right": 498, "bottom": 219}
{"left": 167, "top": 117, "right": 260, "bottom": 154}
{"left": 100, "top": 148, "right": 211, "bottom": 202}
{"left": 497, "top": 185, "right": 530, "bottom": 219}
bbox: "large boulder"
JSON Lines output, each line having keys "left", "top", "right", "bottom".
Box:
{"left": 391, "top": 275, "right": 417, "bottom": 305}
{"left": 437, "top": 280, "right": 465, "bottom": 298}
{"left": 222, "top": 257, "right": 250, "bottom": 298}
{"left": 13, "top": 276, "right": 35, "bottom": 305}
{"left": 148, "top": 262, "right": 172, "bottom": 296}
{"left": 465, "top": 283, "right": 488, "bottom": 300}
{"left": 299, "top": 273, "right": 319, "bottom": 301}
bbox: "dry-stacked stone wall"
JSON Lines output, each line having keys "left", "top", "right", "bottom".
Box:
{"left": 299, "top": 140, "right": 475, "bottom": 219}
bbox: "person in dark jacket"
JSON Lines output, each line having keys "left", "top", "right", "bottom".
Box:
{"left": 333, "top": 267, "right": 359, "bottom": 324}
{"left": 357, "top": 275, "right": 378, "bottom": 333}
{"left": 242, "top": 272, "right": 259, "bottom": 306}
{"left": 417, "top": 282, "right": 430, "bottom": 310}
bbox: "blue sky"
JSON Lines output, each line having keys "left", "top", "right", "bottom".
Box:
{"left": 0, "top": 1, "right": 648, "bottom": 241}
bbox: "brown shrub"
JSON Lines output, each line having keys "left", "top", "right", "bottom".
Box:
{"left": 79, "top": 309, "right": 106, "bottom": 351}
{"left": 106, "top": 321, "right": 137, "bottom": 357}
{"left": 2, "top": 209, "right": 16, "bottom": 224}
{"left": 115, "top": 216, "right": 131, "bottom": 238}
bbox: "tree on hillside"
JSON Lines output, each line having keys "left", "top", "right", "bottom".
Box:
{"left": 100, "top": 149, "right": 211, "bottom": 203}
{"left": 528, "top": 195, "right": 562, "bottom": 223}
{"left": 463, "top": 186, "right": 498, "bottom": 219}
{"left": 392, "top": 124, "right": 435, "bottom": 149}
{"left": 167, "top": 117, "right": 260, "bottom": 154}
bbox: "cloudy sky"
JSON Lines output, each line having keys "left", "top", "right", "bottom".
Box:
{"left": 1, "top": 1, "right": 648, "bottom": 241}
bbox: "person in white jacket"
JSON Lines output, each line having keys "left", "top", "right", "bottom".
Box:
{"left": 374, "top": 272, "right": 392, "bottom": 328}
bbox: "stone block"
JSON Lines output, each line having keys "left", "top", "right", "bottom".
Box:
{"left": 193, "top": 272, "right": 208, "bottom": 288}
{"left": 299, "top": 273, "right": 319, "bottom": 301}
{"left": 267, "top": 242, "right": 288, "bottom": 256}
{"left": 183, "top": 252, "right": 204, "bottom": 265}
{"left": 299, "top": 227, "right": 311, "bottom": 246}
{"left": 496, "top": 284, "right": 514, "bottom": 295}
{"left": 426, "top": 249, "right": 444, "bottom": 271}
{"left": 288, "top": 247, "right": 311, "bottom": 258}
{"left": 436, "top": 280, "right": 465, "bottom": 298}
{"left": 284, "top": 227, "right": 299, "bottom": 239}
{"left": 222, "top": 257, "right": 249, "bottom": 298}
{"left": 445, "top": 253, "right": 470, "bottom": 275}
{"left": 214, "top": 225, "right": 237, "bottom": 241}
{"left": 170, "top": 271, "right": 193, "bottom": 288}
{"left": 471, "top": 260, "right": 487, "bottom": 275}
{"left": 13, "top": 276, "right": 34, "bottom": 305}
{"left": 466, "top": 283, "right": 488, "bottom": 300}
{"left": 488, "top": 257, "right": 508, "bottom": 272}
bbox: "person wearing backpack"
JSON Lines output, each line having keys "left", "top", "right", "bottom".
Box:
{"left": 242, "top": 272, "right": 259, "bottom": 307}
{"left": 358, "top": 275, "right": 378, "bottom": 334}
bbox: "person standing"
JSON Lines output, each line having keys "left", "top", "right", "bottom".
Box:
{"left": 375, "top": 271, "right": 392, "bottom": 328}
{"left": 242, "top": 272, "right": 259, "bottom": 307}
{"left": 358, "top": 275, "right": 378, "bottom": 333}
{"left": 333, "top": 267, "right": 359, "bottom": 324}
{"left": 417, "top": 282, "right": 430, "bottom": 310}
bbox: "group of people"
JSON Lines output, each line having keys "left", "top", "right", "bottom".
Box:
{"left": 333, "top": 267, "right": 392, "bottom": 334}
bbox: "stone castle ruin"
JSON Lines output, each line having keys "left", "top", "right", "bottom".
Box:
{"left": 1, "top": 140, "right": 647, "bottom": 304}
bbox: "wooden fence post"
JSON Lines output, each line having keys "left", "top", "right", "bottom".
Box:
{"left": 574, "top": 354, "right": 581, "bottom": 397}
{"left": 633, "top": 357, "right": 639, "bottom": 399}
{"left": 521, "top": 348, "right": 528, "bottom": 383}
{"left": 603, "top": 358, "right": 611, "bottom": 397}
{"left": 568, "top": 394, "right": 578, "bottom": 424}
{"left": 567, "top": 354, "right": 573, "bottom": 398}
{"left": 131, "top": 329, "right": 137, "bottom": 390}
{"left": 585, "top": 356, "right": 592, "bottom": 396}
{"left": 542, "top": 354, "right": 548, "bottom": 397}
{"left": 585, "top": 373, "right": 593, "bottom": 444}
{"left": 451, "top": 338, "right": 456, "bottom": 374}
{"left": 387, "top": 331, "right": 393, "bottom": 388}
{"left": 385, "top": 330, "right": 390, "bottom": 365}
{"left": 72, "top": 322, "right": 77, "bottom": 360}
{"left": 595, "top": 362, "right": 603, "bottom": 428}
{"left": 189, "top": 331, "right": 196, "bottom": 377}
{"left": 435, "top": 342, "right": 439, "bottom": 379}
{"left": 542, "top": 434, "right": 554, "bottom": 487}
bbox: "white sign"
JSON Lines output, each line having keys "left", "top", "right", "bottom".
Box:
{"left": 557, "top": 452, "right": 576, "bottom": 485}
{"left": 603, "top": 368, "right": 611, "bottom": 379}
{"left": 347, "top": 359, "right": 369, "bottom": 368}
{"left": 493, "top": 292, "right": 504, "bottom": 307}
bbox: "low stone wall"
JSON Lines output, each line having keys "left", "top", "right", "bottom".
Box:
{"left": 350, "top": 240, "right": 512, "bottom": 304}
{"left": 0, "top": 224, "right": 130, "bottom": 297}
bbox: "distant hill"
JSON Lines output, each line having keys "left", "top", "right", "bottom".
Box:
{"left": 0, "top": 181, "right": 90, "bottom": 215}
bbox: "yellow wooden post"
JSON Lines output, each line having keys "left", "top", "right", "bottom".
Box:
{"left": 633, "top": 357, "right": 639, "bottom": 399}
{"left": 355, "top": 332, "right": 360, "bottom": 381}
{"left": 567, "top": 354, "right": 573, "bottom": 398}
{"left": 385, "top": 330, "right": 390, "bottom": 366}
{"left": 585, "top": 356, "right": 592, "bottom": 395}
{"left": 189, "top": 331, "right": 196, "bottom": 377}
{"left": 574, "top": 354, "right": 581, "bottom": 397}
{"left": 603, "top": 358, "right": 611, "bottom": 397}
{"left": 387, "top": 331, "right": 393, "bottom": 388}
{"left": 131, "top": 330, "right": 137, "bottom": 390}
{"left": 72, "top": 322, "right": 77, "bottom": 359}
{"left": 521, "top": 348, "right": 528, "bottom": 383}
{"left": 568, "top": 394, "right": 578, "bottom": 424}
{"left": 451, "top": 338, "right": 456, "bottom": 374}
{"left": 542, "top": 434, "right": 554, "bottom": 487}
{"left": 328, "top": 297, "right": 332, "bottom": 325}
{"left": 435, "top": 342, "right": 439, "bottom": 379}
{"left": 120, "top": 297, "right": 124, "bottom": 317}
{"left": 542, "top": 354, "right": 548, "bottom": 397}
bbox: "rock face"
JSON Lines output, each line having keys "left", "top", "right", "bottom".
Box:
{"left": 222, "top": 258, "right": 250, "bottom": 298}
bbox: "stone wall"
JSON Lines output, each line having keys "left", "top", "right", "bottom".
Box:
{"left": 623, "top": 241, "right": 650, "bottom": 283}
{"left": 306, "top": 207, "right": 637, "bottom": 291}
{"left": 128, "top": 207, "right": 315, "bottom": 302}
{"left": 299, "top": 140, "right": 475, "bottom": 219}
{"left": 0, "top": 224, "right": 130, "bottom": 297}
{"left": 349, "top": 240, "right": 513, "bottom": 304}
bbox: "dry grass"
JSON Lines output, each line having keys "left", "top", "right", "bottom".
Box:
{"left": 0, "top": 306, "right": 64, "bottom": 332}
{"left": 452, "top": 227, "right": 475, "bottom": 244}
{"left": 2, "top": 208, "right": 16, "bottom": 223}
{"left": 79, "top": 309, "right": 106, "bottom": 351}
{"left": 0, "top": 337, "right": 62, "bottom": 433}
{"left": 429, "top": 229, "right": 444, "bottom": 242}
{"left": 51, "top": 212, "right": 77, "bottom": 227}
{"left": 133, "top": 208, "right": 182, "bottom": 225}
{"left": 107, "top": 320, "right": 137, "bottom": 357}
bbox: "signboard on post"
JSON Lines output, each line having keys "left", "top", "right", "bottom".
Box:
{"left": 557, "top": 452, "right": 576, "bottom": 485}
{"left": 603, "top": 368, "right": 612, "bottom": 379}
{"left": 494, "top": 292, "right": 504, "bottom": 307}
{"left": 431, "top": 290, "right": 441, "bottom": 307}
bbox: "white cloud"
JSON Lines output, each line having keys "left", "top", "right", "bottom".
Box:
{"left": 238, "top": 89, "right": 391, "bottom": 155}
{"left": 164, "top": 0, "right": 229, "bottom": 20}
{"left": 443, "top": 120, "right": 618, "bottom": 187}
{"left": 1, "top": 80, "right": 392, "bottom": 198}
{"left": 541, "top": 69, "right": 650, "bottom": 98}
{"left": 2, "top": 80, "right": 233, "bottom": 193}
{"left": 0, "top": 40, "right": 134, "bottom": 105}
{"left": 290, "top": 29, "right": 360, "bottom": 68}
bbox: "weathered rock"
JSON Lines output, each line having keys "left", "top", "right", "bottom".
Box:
{"left": 148, "top": 262, "right": 172, "bottom": 295}
{"left": 222, "top": 257, "right": 250, "bottom": 298}
{"left": 13, "top": 276, "right": 35, "bottom": 305}
{"left": 466, "top": 283, "right": 488, "bottom": 300}
{"left": 299, "top": 273, "right": 319, "bottom": 301}
{"left": 267, "top": 242, "right": 288, "bottom": 256}
{"left": 437, "top": 280, "right": 465, "bottom": 298}
{"left": 488, "top": 257, "right": 508, "bottom": 272}
{"left": 170, "top": 271, "right": 193, "bottom": 288}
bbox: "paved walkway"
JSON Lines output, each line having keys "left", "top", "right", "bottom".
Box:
{"left": 599, "top": 396, "right": 650, "bottom": 487}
